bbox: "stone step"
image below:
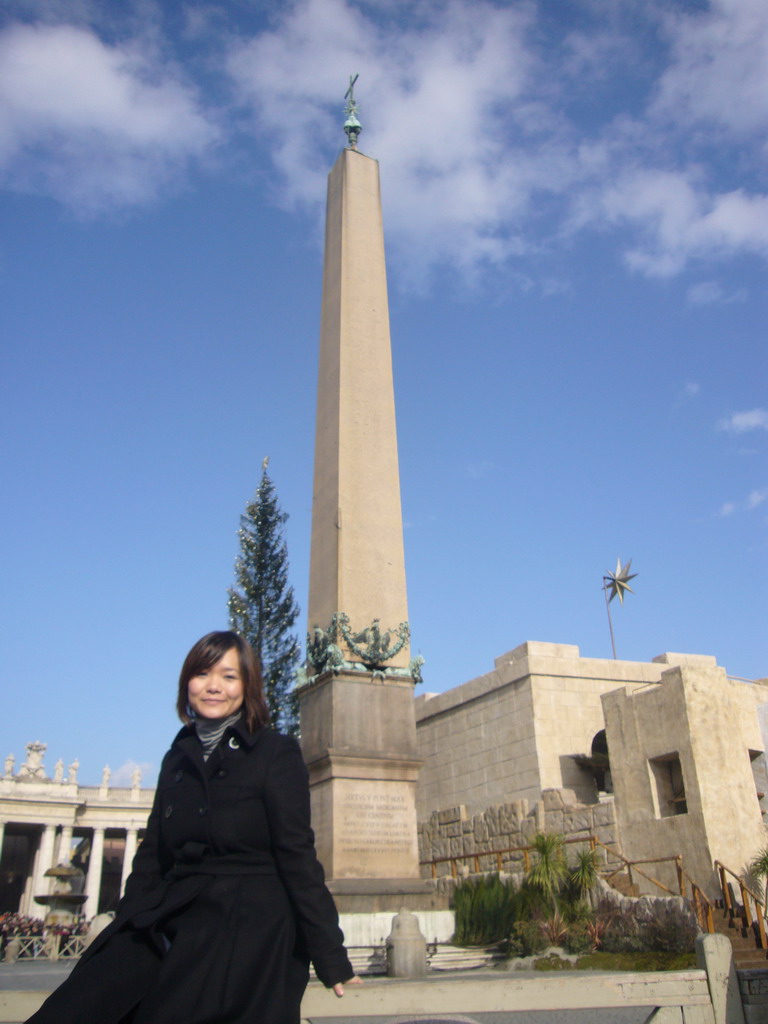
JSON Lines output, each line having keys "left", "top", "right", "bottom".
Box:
{"left": 713, "top": 917, "right": 767, "bottom": 947}
{"left": 734, "top": 955, "right": 768, "bottom": 971}
{"left": 602, "top": 871, "right": 640, "bottom": 898}
{"left": 710, "top": 905, "right": 768, "bottom": 970}
{"left": 313, "top": 943, "right": 506, "bottom": 978}
{"left": 428, "top": 944, "right": 505, "bottom": 971}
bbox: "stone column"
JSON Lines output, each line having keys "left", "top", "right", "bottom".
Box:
{"left": 120, "top": 829, "right": 138, "bottom": 896}
{"left": 30, "top": 824, "right": 57, "bottom": 914}
{"left": 0, "top": 821, "right": 6, "bottom": 901}
{"left": 57, "top": 825, "right": 73, "bottom": 865}
{"left": 84, "top": 827, "right": 105, "bottom": 919}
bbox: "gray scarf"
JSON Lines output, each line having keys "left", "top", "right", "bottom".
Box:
{"left": 193, "top": 711, "right": 243, "bottom": 760}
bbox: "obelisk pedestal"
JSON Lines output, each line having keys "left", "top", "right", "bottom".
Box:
{"left": 299, "top": 669, "right": 431, "bottom": 910}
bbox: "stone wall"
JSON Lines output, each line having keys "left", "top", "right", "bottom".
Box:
{"left": 603, "top": 661, "right": 768, "bottom": 899}
{"left": 418, "top": 790, "right": 619, "bottom": 881}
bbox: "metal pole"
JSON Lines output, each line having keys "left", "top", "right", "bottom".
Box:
{"left": 603, "top": 580, "right": 617, "bottom": 659}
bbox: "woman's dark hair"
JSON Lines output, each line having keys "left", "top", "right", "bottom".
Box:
{"left": 176, "top": 631, "right": 269, "bottom": 732}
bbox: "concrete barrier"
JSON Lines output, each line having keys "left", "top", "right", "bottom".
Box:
{"left": 299, "top": 968, "right": 716, "bottom": 1022}
{"left": 0, "top": 967, "right": 720, "bottom": 1023}
{"left": 695, "top": 933, "right": 745, "bottom": 1024}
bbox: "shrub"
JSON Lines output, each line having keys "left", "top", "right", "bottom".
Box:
{"left": 564, "top": 922, "right": 595, "bottom": 955}
{"left": 506, "top": 918, "right": 548, "bottom": 957}
{"left": 452, "top": 873, "right": 520, "bottom": 946}
{"left": 598, "top": 898, "right": 698, "bottom": 954}
{"left": 600, "top": 905, "right": 646, "bottom": 954}
{"left": 642, "top": 901, "right": 699, "bottom": 954}
{"left": 561, "top": 898, "right": 592, "bottom": 925}
{"left": 515, "top": 879, "right": 551, "bottom": 920}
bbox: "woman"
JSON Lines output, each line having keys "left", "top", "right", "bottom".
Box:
{"left": 28, "top": 631, "right": 358, "bottom": 1024}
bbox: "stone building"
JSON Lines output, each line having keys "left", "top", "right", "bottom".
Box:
{"left": 0, "top": 743, "right": 153, "bottom": 919}
{"left": 416, "top": 642, "right": 768, "bottom": 899}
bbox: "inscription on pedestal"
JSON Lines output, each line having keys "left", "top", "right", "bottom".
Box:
{"left": 319, "top": 778, "right": 419, "bottom": 878}
{"left": 339, "top": 791, "right": 413, "bottom": 856}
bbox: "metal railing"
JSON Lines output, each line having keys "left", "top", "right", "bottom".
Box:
{"left": 5, "top": 934, "right": 87, "bottom": 961}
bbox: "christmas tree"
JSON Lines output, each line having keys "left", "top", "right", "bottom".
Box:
{"left": 228, "top": 461, "right": 300, "bottom": 735}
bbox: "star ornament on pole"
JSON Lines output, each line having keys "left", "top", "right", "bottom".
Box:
{"left": 602, "top": 558, "right": 638, "bottom": 659}
{"left": 604, "top": 558, "right": 637, "bottom": 605}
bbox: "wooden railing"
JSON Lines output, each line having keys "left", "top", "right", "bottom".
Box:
{"left": 593, "top": 840, "right": 681, "bottom": 897}
{"left": 421, "top": 834, "right": 601, "bottom": 878}
{"left": 675, "top": 859, "right": 715, "bottom": 934}
{"left": 715, "top": 859, "right": 768, "bottom": 950}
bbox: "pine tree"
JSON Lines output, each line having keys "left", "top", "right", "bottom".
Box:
{"left": 228, "top": 462, "right": 300, "bottom": 735}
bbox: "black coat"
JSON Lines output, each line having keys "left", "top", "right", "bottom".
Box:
{"left": 27, "top": 723, "right": 353, "bottom": 1024}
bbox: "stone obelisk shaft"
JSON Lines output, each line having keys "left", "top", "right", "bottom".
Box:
{"left": 308, "top": 148, "right": 409, "bottom": 666}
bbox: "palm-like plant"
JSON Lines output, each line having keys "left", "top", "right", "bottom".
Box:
{"left": 527, "top": 832, "right": 568, "bottom": 911}
{"left": 749, "top": 845, "right": 768, "bottom": 901}
{"left": 570, "top": 848, "right": 599, "bottom": 900}
{"left": 585, "top": 915, "right": 610, "bottom": 951}
{"left": 540, "top": 909, "right": 568, "bottom": 947}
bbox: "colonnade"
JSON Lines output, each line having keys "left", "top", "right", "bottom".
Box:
{"left": 2, "top": 823, "right": 145, "bottom": 919}
{"left": 0, "top": 744, "right": 154, "bottom": 920}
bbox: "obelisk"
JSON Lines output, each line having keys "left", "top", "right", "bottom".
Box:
{"left": 298, "top": 81, "right": 428, "bottom": 905}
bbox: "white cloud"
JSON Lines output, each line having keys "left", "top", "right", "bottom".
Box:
{"left": 223, "top": 0, "right": 768, "bottom": 283}
{"left": 718, "top": 409, "right": 768, "bottom": 434}
{"left": 111, "top": 759, "right": 155, "bottom": 787}
{"left": 595, "top": 171, "right": 768, "bottom": 277}
{"left": 686, "top": 281, "right": 747, "bottom": 306}
{"left": 718, "top": 487, "right": 767, "bottom": 518}
{"left": 226, "top": 0, "right": 573, "bottom": 283}
{"left": 673, "top": 380, "right": 700, "bottom": 409}
{"left": 687, "top": 282, "right": 722, "bottom": 306}
{"left": 4, "top": 0, "right": 768, "bottom": 280}
{"left": 653, "top": 0, "right": 768, "bottom": 142}
{"left": 0, "top": 22, "right": 218, "bottom": 211}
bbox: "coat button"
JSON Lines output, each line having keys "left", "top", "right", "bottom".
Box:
{"left": 165, "top": 805, "right": 173, "bottom": 818}
{"left": 174, "top": 770, "right": 183, "bottom": 782}
{"left": 216, "top": 768, "right": 227, "bottom": 778}
{"left": 198, "top": 806, "right": 208, "bottom": 816}
{"left": 228, "top": 736, "right": 240, "bottom": 750}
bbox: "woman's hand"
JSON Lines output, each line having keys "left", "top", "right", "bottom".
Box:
{"left": 332, "top": 975, "right": 363, "bottom": 998}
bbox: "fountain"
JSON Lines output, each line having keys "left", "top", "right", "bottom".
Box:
{"left": 35, "top": 863, "right": 86, "bottom": 926}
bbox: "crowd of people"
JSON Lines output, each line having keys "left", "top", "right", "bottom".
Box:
{"left": 0, "top": 913, "right": 89, "bottom": 958}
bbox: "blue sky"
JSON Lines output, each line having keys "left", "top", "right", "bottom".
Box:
{"left": 1, "top": 0, "right": 766, "bottom": 785}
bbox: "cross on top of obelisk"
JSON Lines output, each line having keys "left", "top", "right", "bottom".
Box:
{"left": 343, "top": 73, "right": 362, "bottom": 149}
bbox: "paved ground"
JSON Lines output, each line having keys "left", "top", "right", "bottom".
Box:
{"left": 0, "top": 962, "right": 75, "bottom": 990}
{"left": 0, "top": 963, "right": 656, "bottom": 1023}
